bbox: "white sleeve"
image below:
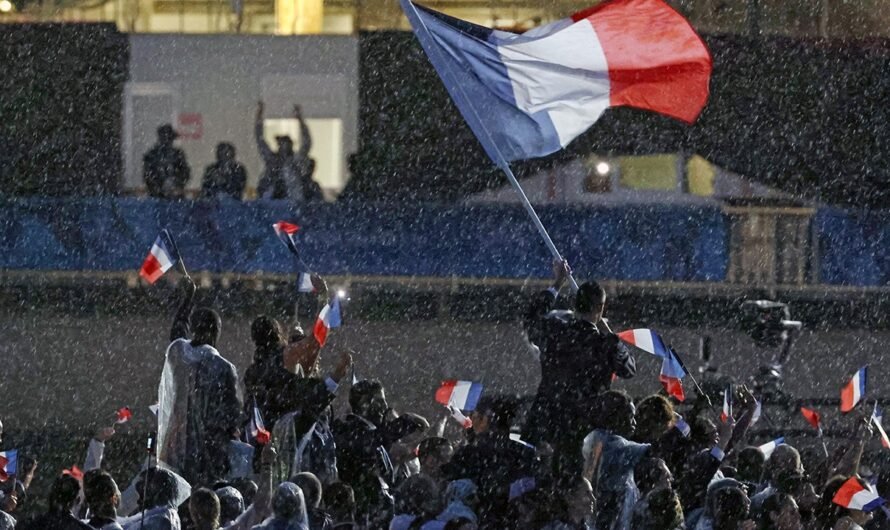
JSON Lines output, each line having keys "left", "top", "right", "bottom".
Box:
{"left": 84, "top": 439, "right": 105, "bottom": 471}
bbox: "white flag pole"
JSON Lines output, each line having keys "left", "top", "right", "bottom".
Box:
{"left": 403, "top": 0, "right": 579, "bottom": 292}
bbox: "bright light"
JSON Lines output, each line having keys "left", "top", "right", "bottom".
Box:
{"left": 595, "top": 161, "right": 611, "bottom": 176}
{"left": 0, "top": 0, "right": 13, "bottom": 12}
{"left": 336, "top": 289, "right": 347, "bottom": 299}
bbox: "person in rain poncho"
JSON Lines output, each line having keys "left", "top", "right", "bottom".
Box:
{"left": 250, "top": 482, "right": 310, "bottom": 530}
{"left": 157, "top": 277, "right": 243, "bottom": 486}
{"left": 119, "top": 466, "right": 192, "bottom": 530}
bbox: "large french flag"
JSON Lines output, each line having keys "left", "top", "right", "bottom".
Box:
{"left": 840, "top": 366, "right": 867, "bottom": 413}
{"left": 436, "top": 380, "right": 484, "bottom": 411}
{"left": 618, "top": 329, "right": 685, "bottom": 401}
{"left": 313, "top": 296, "right": 342, "bottom": 347}
{"left": 401, "top": 0, "right": 711, "bottom": 163}
{"left": 139, "top": 233, "right": 177, "bottom": 284}
{"left": 833, "top": 476, "right": 886, "bottom": 512}
{"left": 0, "top": 450, "right": 17, "bottom": 482}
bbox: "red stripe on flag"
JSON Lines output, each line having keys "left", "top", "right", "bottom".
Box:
{"left": 435, "top": 380, "right": 458, "bottom": 406}
{"left": 313, "top": 318, "right": 329, "bottom": 347}
{"left": 840, "top": 380, "right": 856, "bottom": 412}
{"left": 583, "top": 0, "right": 712, "bottom": 123}
{"left": 801, "top": 407, "right": 821, "bottom": 429}
{"left": 140, "top": 254, "right": 164, "bottom": 284}
{"left": 660, "top": 375, "right": 685, "bottom": 401}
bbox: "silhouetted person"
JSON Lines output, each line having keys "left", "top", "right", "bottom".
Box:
{"left": 201, "top": 142, "right": 247, "bottom": 200}
{"left": 144, "top": 124, "right": 190, "bottom": 199}
{"left": 255, "top": 101, "right": 322, "bottom": 201}
{"left": 523, "top": 260, "right": 636, "bottom": 478}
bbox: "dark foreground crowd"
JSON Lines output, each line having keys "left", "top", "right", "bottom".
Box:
{"left": 0, "top": 263, "right": 886, "bottom": 530}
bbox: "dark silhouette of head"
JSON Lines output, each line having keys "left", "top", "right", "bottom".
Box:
{"left": 470, "top": 395, "right": 518, "bottom": 434}
{"left": 189, "top": 487, "right": 220, "bottom": 530}
{"left": 276, "top": 136, "right": 294, "bottom": 157}
{"left": 736, "top": 446, "right": 766, "bottom": 485}
{"left": 191, "top": 307, "right": 221, "bottom": 347}
{"left": 157, "top": 124, "right": 178, "bottom": 146}
{"left": 349, "top": 380, "right": 388, "bottom": 426}
{"left": 251, "top": 315, "right": 285, "bottom": 358}
{"left": 596, "top": 390, "right": 636, "bottom": 437}
{"left": 48, "top": 475, "right": 81, "bottom": 513}
{"left": 575, "top": 280, "right": 606, "bottom": 321}
{"left": 634, "top": 395, "right": 674, "bottom": 443}
{"left": 290, "top": 472, "right": 322, "bottom": 509}
{"left": 323, "top": 482, "right": 355, "bottom": 523}
{"left": 84, "top": 470, "right": 120, "bottom": 519}
{"left": 216, "top": 142, "right": 236, "bottom": 163}
{"left": 418, "top": 437, "right": 453, "bottom": 479}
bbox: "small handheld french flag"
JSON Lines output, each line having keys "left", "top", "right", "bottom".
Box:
{"left": 841, "top": 366, "right": 867, "bottom": 413}
{"left": 721, "top": 386, "right": 733, "bottom": 423}
{"left": 313, "top": 297, "right": 342, "bottom": 347}
{"left": 116, "top": 406, "right": 132, "bottom": 424}
{"left": 297, "top": 273, "right": 315, "bottom": 293}
{"left": 0, "top": 450, "right": 17, "bottom": 482}
{"left": 801, "top": 407, "right": 822, "bottom": 432}
{"left": 435, "top": 380, "right": 484, "bottom": 411}
{"left": 757, "top": 437, "right": 785, "bottom": 459}
{"left": 272, "top": 221, "right": 301, "bottom": 256}
{"left": 833, "top": 476, "right": 886, "bottom": 512}
{"left": 62, "top": 465, "right": 83, "bottom": 482}
{"left": 618, "top": 329, "right": 669, "bottom": 357}
{"left": 139, "top": 231, "right": 177, "bottom": 284}
{"left": 618, "top": 329, "right": 685, "bottom": 401}
{"left": 249, "top": 400, "right": 270, "bottom": 445}
{"left": 873, "top": 405, "right": 890, "bottom": 449}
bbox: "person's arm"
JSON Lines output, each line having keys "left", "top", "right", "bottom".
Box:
{"left": 233, "top": 165, "right": 247, "bottom": 200}
{"left": 610, "top": 338, "right": 636, "bottom": 379}
{"left": 831, "top": 414, "right": 870, "bottom": 478}
{"left": 295, "top": 105, "right": 312, "bottom": 157}
{"left": 170, "top": 276, "right": 196, "bottom": 342}
{"left": 224, "top": 445, "right": 276, "bottom": 529}
{"left": 175, "top": 151, "right": 190, "bottom": 192}
{"left": 725, "top": 386, "right": 759, "bottom": 453}
{"left": 254, "top": 101, "right": 273, "bottom": 161}
{"left": 294, "top": 351, "right": 353, "bottom": 423}
{"left": 524, "top": 259, "right": 567, "bottom": 348}
{"left": 84, "top": 427, "right": 115, "bottom": 471}
{"left": 382, "top": 413, "right": 429, "bottom": 447}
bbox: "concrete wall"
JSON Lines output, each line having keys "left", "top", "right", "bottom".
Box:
{"left": 125, "top": 33, "right": 359, "bottom": 194}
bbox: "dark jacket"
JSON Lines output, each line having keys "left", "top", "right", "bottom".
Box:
{"left": 144, "top": 144, "right": 190, "bottom": 199}
{"left": 18, "top": 511, "right": 93, "bottom": 530}
{"left": 331, "top": 413, "right": 423, "bottom": 526}
{"left": 444, "top": 431, "right": 539, "bottom": 528}
{"left": 522, "top": 289, "right": 635, "bottom": 448}
{"left": 201, "top": 160, "right": 246, "bottom": 200}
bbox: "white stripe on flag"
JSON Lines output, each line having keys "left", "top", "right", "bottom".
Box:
{"left": 497, "top": 20, "right": 610, "bottom": 147}
{"left": 449, "top": 381, "right": 472, "bottom": 408}
{"left": 151, "top": 243, "right": 174, "bottom": 270}
{"left": 633, "top": 329, "right": 655, "bottom": 355}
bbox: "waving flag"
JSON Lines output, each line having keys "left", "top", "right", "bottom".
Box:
{"left": 249, "top": 400, "right": 270, "bottom": 445}
{"left": 149, "top": 403, "right": 159, "bottom": 416}
{"left": 660, "top": 349, "right": 686, "bottom": 401}
{"left": 721, "top": 386, "right": 733, "bottom": 423}
{"left": 115, "top": 407, "right": 132, "bottom": 424}
{"left": 618, "top": 329, "right": 670, "bottom": 357}
{"left": 751, "top": 400, "right": 762, "bottom": 426}
{"left": 436, "top": 380, "right": 484, "bottom": 411}
{"left": 313, "top": 296, "right": 342, "bottom": 347}
{"left": 0, "top": 450, "right": 17, "bottom": 482}
{"left": 272, "top": 221, "right": 301, "bottom": 255}
{"left": 619, "top": 330, "right": 685, "bottom": 400}
{"left": 757, "top": 437, "right": 785, "bottom": 459}
{"left": 833, "top": 477, "right": 886, "bottom": 512}
{"left": 841, "top": 366, "right": 867, "bottom": 412}
{"left": 139, "top": 232, "right": 177, "bottom": 284}
{"left": 873, "top": 405, "right": 890, "bottom": 449}
{"left": 62, "top": 465, "right": 83, "bottom": 482}
{"left": 801, "top": 407, "right": 822, "bottom": 431}
{"left": 401, "top": 0, "right": 711, "bottom": 164}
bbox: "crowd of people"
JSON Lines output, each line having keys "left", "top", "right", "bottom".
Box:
{"left": 0, "top": 261, "right": 887, "bottom": 530}
{"left": 143, "top": 101, "right": 321, "bottom": 201}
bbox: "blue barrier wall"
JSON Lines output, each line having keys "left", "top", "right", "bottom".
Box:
{"left": 0, "top": 198, "right": 729, "bottom": 282}
{"left": 815, "top": 208, "right": 890, "bottom": 286}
